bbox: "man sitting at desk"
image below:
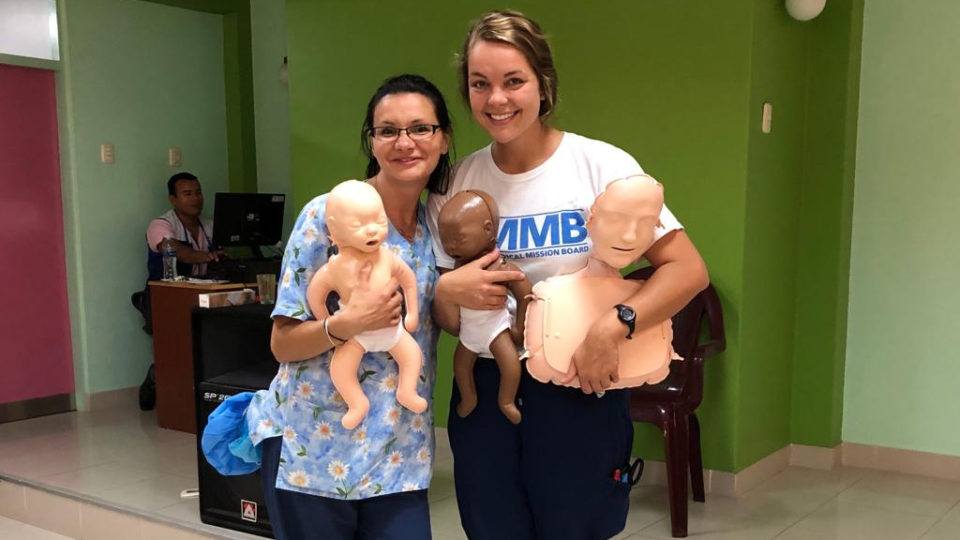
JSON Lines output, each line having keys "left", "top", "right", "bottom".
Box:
{"left": 146, "top": 172, "right": 223, "bottom": 279}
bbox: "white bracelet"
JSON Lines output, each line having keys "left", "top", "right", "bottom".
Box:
{"left": 323, "top": 317, "right": 345, "bottom": 347}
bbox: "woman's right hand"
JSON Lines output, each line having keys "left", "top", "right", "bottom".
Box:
{"left": 437, "top": 249, "right": 526, "bottom": 310}
{"left": 330, "top": 262, "right": 403, "bottom": 338}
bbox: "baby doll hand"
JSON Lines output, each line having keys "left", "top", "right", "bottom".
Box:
{"left": 337, "top": 262, "right": 402, "bottom": 336}
{"left": 565, "top": 313, "right": 622, "bottom": 394}
{"left": 437, "top": 249, "right": 525, "bottom": 310}
{"left": 404, "top": 312, "right": 419, "bottom": 333}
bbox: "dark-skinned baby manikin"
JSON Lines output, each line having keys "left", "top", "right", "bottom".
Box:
{"left": 437, "top": 190, "right": 532, "bottom": 424}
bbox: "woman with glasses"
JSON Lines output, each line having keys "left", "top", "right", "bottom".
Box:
{"left": 426, "top": 11, "right": 709, "bottom": 539}
{"left": 246, "top": 74, "right": 451, "bottom": 540}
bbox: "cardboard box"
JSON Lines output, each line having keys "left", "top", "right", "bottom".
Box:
{"left": 198, "top": 288, "right": 257, "bottom": 308}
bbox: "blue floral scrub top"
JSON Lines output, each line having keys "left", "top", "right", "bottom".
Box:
{"left": 246, "top": 193, "right": 439, "bottom": 500}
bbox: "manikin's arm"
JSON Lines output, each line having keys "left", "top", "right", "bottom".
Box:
{"left": 394, "top": 254, "right": 420, "bottom": 332}
{"left": 432, "top": 267, "right": 461, "bottom": 336}
{"left": 502, "top": 262, "right": 533, "bottom": 346}
{"left": 306, "top": 266, "right": 334, "bottom": 322}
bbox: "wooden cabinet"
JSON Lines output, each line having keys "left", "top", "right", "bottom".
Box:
{"left": 149, "top": 281, "right": 252, "bottom": 433}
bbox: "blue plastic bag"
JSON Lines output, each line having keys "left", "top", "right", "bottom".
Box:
{"left": 201, "top": 391, "right": 263, "bottom": 475}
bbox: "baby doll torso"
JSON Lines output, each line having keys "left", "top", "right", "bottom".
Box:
{"left": 320, "top": 247, "right": 396, "bottom": 306}
{"left": 457, "top": 256, "right": 516, "bottom": 357}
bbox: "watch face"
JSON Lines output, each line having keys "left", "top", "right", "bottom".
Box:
{"left": 618, "top": 305, "right": 636, "bottom": 322}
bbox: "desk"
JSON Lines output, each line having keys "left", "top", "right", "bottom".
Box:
{"left": 149, "top": 280, "right": 255, "bottom": 433}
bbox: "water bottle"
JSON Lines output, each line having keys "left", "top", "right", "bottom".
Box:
{"left": 161, "top": 238, "right": 178, "bottom": 281}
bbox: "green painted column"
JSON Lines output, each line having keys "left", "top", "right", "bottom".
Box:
{"left": 790, "top": 0, "right": 864, "bottom": 449}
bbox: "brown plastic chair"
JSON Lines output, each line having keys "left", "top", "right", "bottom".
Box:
{"left": 624, "top": 266, "right": 726, "bottom": 538}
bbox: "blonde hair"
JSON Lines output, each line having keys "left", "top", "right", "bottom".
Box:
{"left": 458, "top": 10, "right": 558, "bottom": 119}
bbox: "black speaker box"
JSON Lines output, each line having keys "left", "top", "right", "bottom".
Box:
{"left": 192, "top": 304, "right": 277, "bottom": 538}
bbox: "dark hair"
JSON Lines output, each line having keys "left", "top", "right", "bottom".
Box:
{"left": 360, "top": 74, "right": 453, "bottom": 195}
{"left": 167, "top": 172, "right": 199, "bottom": 196}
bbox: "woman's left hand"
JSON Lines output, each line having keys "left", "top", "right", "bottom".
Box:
{"left": 561, "top": 312, "right": 623, "bottom": 394}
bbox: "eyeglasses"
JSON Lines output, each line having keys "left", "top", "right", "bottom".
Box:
{"left": 369, "top": 124, "right": 441, "bottom": 141}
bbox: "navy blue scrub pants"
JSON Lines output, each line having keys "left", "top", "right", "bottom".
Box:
{"left": 448, "top": 358, "right": 634, "bottom": 540}
{"left": 260, "top": 437, "right": 432, "bottom": 540}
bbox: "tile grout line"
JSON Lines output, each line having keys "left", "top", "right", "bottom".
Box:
{"left": 917, "top": 497, "right": 960, "bottom": 538}
{"left": 771, "top": 480, "right": 850, "bottom": 538}
{"left": 832, "top": 470, "right": 960, "bottom": 520}
{"left": 633, "top": 515, "right": 669, "bottom": 539}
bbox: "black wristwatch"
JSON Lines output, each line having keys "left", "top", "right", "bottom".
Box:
{"left": 614, "top": 304, "right": 636, "bottom": 340}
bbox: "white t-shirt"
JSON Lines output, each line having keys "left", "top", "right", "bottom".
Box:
{"left": 427, "top": 132, "right": 682, "bottom": 286}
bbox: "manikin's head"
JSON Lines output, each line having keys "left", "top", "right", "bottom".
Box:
{"left": 586, "top": 175, "right": 664, "bottom": 269}
{"left": 437, "top": 190, "right": 500, "bottom": 266}
{"left": 325, "top": 180, "right": 389, "bottom": 253}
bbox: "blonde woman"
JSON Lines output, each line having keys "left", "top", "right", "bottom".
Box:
{"left": 427, "top": 11, "right": 708, "bottom": 539}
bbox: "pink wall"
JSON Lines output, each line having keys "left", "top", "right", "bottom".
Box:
{"left": 0, "top": 64, "right": 74, "bottom": 404}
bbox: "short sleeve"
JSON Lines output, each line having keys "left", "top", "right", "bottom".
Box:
{"left": 146, "top": 218, "right": 174, "bottom": 252}
{"left": 426, "top": 191, "right": 455, "bottom": 270}
{"left": 271, "top": 195, "right": 331, "bottom": 321}
{"left": 655, "top": 204, "right": 683, "bottom": 241}
{"left": 586, "top": 138, "right": 644, "bottom": 195}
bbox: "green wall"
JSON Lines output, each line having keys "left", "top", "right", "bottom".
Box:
{"left": 791, "top": 0, "right": 863, "bottom": 448}
{"left": 737, "top": 0, "right": 807, "bottom": 468}
{"left": 59, "top": 0, "right": 229, "bottom": 401}
{"left": 737, "top": 0, "right": 864, "bottom": 467}
{"left": 843, "top": 0, "right": 960, "bottom": 456}
{"left": 286, "top": 0, "right": 863, "bottom": 472}
{"left": 286, "top": 0, "right": 752, "bottom": 471}
{"left": 145, "top": 0, "right": 258, "bottom": 193}
{"left": 250, "top": 0, "right": 293, "bottom": 238}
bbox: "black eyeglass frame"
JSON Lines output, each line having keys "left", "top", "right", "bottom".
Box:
{"left": 368, "top": 124, "right": 442, "bottom": 141}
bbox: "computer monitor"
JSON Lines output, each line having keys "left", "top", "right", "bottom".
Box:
{"left": 212, "top": 193, "right": 285, "bottom": 258}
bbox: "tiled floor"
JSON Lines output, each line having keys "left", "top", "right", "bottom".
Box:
{"left": 0, "top": 515, "right": 70, "bottom": 540}
{"left": 2, "top": 406, "right": 960, "bottom": 539}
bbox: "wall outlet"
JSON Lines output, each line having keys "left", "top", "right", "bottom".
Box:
{"left": 168, "top": 147, "right": 182, "bottom": 167}
{"left": 761, "top": 102, "right": 773, "bottom": 134}
{"left": 100, "top": 143, "right": 115, "bottom": 164}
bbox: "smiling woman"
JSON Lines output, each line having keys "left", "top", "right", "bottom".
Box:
{"left": 426, "top": 10, "right": 709, "bottom": 540}
{"left": 243, "top": 74, "right": 453, "bottom": 540}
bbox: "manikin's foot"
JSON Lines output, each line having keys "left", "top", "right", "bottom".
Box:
{"left": 500, "top": 402, "right": 521, "bottom": 425}
{"left": 397, "top": 391, "right": 428, "bottom": 414}
{"left": 341, "top": 398, "right": 370, "bottom": 430}
{"left": 456, "top": 394, "right": 477, "bottom": 418}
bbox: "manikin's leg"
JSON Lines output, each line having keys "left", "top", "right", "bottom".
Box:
{"left": 487, "top": 330, "right": 522, "bottom": 424}
{"left": 453, "top": 341, "right": 479, "bottom": 418}
{"left": 388, "top": 331, "right": 428, "bottom": 414}
{"left": 330, "top": 339, "right": 369, "bottom": 430}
